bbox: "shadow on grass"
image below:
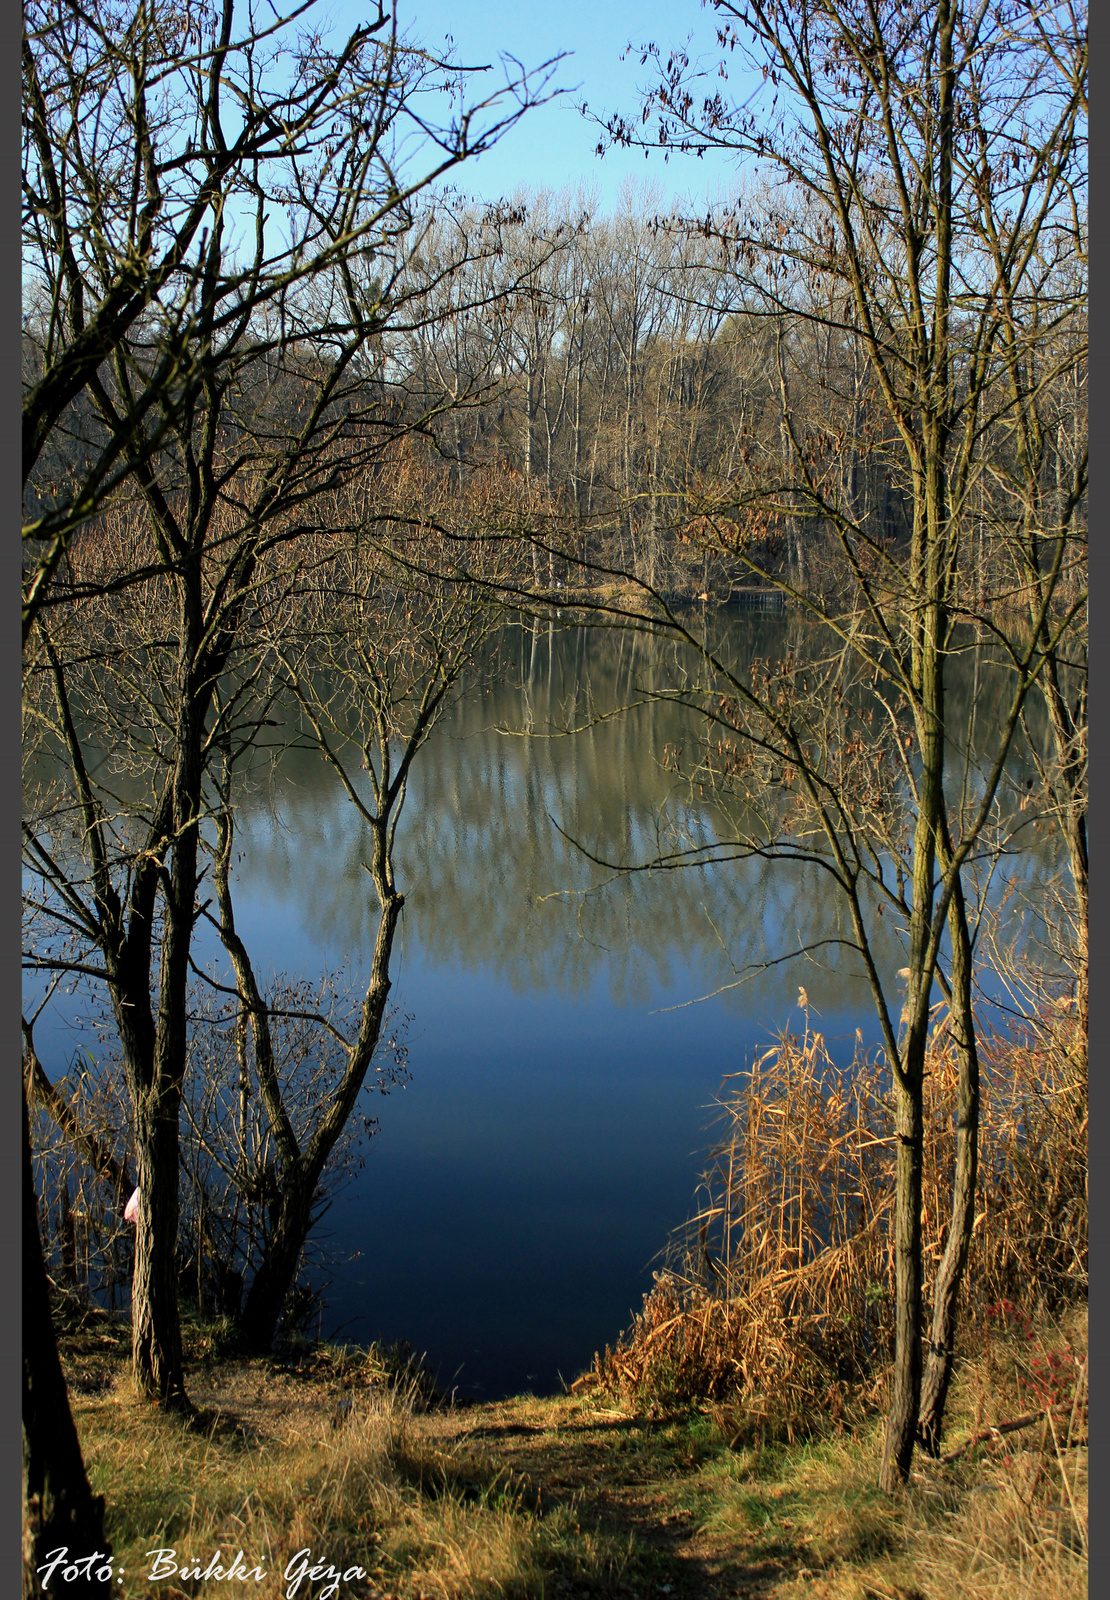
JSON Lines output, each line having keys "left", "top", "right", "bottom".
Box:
{"left": 434, "top": 1406, "right": 821, "bottom": 1598}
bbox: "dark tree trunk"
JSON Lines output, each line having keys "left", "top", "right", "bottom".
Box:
{"left": 880, "top": 1070, "right": 925, "bottom": 1491}
{"left": 130, "top": 1087, "right": 188, "bottom": 1410}
{"left": 125, "top": 630, "right": 211, "bottom": 1410}
{"left": 1043, "top": 670, "right": 1088, "bottom": 1037}
{"left": 22, "top": 1085, "right": 110, "bottom": 1596}
{"left": 879, "top": 443, "right": 948, "bottom": 1493}
{"left": 238, "top": 1173, "right": 317, "bottom": 1352}
{"left": 1069, "top": 811, "right": 1088, "bottom": 1039}
{"left": 775, "top": 327, "right": 804, "bottom": 591}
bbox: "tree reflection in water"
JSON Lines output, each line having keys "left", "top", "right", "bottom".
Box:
{"left": 217, "top": 616, "right": 1058, "bottom": 1397}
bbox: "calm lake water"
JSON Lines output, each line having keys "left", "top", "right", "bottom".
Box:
{"left": 28, "top": 614, "right": 1061, "bottom": 1397}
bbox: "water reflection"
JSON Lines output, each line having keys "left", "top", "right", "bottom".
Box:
{"left": 239, "top": 618, "right": 1055, "bottom": 1008}
{"left": 25, "top": 615, "right": 1061, "bottom": 1393}
{"left": 214, "top": 618, "right": 1059, "bottom": 1395}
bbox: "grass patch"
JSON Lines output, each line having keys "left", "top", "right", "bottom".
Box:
{"left": 62, "top": 1308, "right": 1086, "bottom": 1599}
{"left": 67, "top": 1335, "right": 632, "bottom": 1600}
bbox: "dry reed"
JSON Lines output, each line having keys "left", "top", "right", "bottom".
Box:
{"left": 589, "top": 1004, "right": 1087, "bottom": 1438}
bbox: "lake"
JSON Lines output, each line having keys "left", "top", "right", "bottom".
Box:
{"left": 27, "top": 612, "right": 1062, "bottom": 1398}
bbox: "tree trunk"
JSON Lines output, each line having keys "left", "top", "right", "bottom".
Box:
{"left": 22, "top": 1084, "right": 109, "bottom": 1596}
{"left": 130, "top": 1087, "right": 188, "bottom": 1410}
{"left": 879, "top": 1069, "right": 925, "bottom": 1491}
{"left": 523, "top": 366, "right": 543, "bottom": 584}
{"left": 1040, "top": 661, "right": 1088, "bottom": 1035}
{"left": 882, "top": 499, "right": 946, "bottom": 1489}
{"left": 572, "top": 344, "right": 583, "bottom": 517}
{"left": 237, "top": 1173, "right": 317, "bottom": 1352}
{"left": 126, "top": 626, "right": 209, "bottom": 1408}
{"left": 1068, "top": 810, "right": 1088, "bottom": 1039}
{"left": 776, "top": 327, "right": 803, "bottom": 590}
{"left": 917, "top": 869, "right": 980, "bottom": 1454}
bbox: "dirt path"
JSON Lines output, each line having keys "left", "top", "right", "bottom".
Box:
{"left": 182, "top": 1361, "right": 806, "bottom": 1595}
{"left": 419, "top": 1399, "right": 801, "bottom": 1599}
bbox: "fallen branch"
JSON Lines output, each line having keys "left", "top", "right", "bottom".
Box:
{"left": 941, "top": 1404, "right": 1081, "bottom": 1463}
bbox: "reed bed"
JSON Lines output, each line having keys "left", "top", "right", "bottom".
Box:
{"left": 588, "top": 1004, "right": 1087, "bottom": 1437}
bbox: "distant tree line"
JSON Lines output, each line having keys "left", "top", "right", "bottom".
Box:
{"left": 30, "top": 178, "right": 1086, "bottom": 613}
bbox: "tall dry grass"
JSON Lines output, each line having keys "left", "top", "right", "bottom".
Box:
{"left": 588, "top": 1003, "right": 1087, "bottom": 1440}
{"left": 72, "top": 1357, "right": 630, "bottom": 1600}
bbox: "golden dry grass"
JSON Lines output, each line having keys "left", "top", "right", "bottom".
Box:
{"left": 63, "top": 1308, "right": 1086, "bottom": 1600}
{"left": 66, "top": 1332, "right": 631, "bottom": 1600}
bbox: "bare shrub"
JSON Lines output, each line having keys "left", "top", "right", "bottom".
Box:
{"left": 29, "top": 973, "right": 409, "bottom": 1339}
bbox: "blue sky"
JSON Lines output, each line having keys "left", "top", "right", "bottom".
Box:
{"left": 324, "top": 0, "right": 764, "bottom": 212}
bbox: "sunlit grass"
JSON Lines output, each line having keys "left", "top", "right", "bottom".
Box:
{"left": 65, "top": 1307, "right": 1086, "bottom": 1600}
{"left": 71, "top": 1347, "right": 631, "bottom": 1600}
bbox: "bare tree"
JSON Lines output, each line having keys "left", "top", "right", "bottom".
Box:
{"left": 22, "top": 0, "right": 558, "bottom": 1444}
{"left": 205, "top": 462, "right": 514, "bottom": 1349}
{"left": 573, "top": 0, "right": 1088, "bottom": 1488}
